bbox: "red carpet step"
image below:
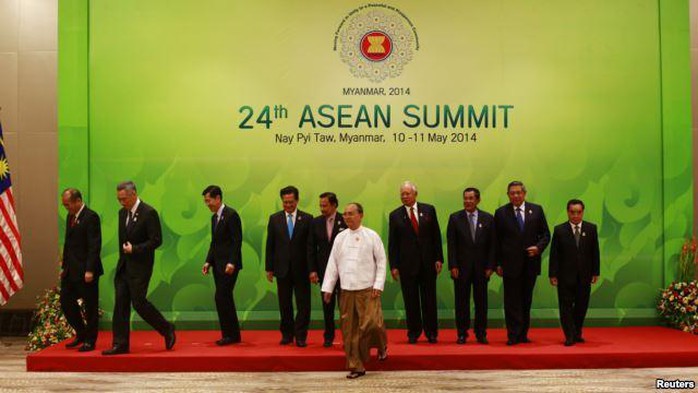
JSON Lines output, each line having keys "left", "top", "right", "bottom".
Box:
{"left": 26, "top": 327, "right": 698, "bottom": 372}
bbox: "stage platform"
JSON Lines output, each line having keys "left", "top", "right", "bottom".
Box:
{"left": 26, "top": 327, "right": 698, "bottom": 372}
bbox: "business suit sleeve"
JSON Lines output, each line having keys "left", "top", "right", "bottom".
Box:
{"left": 535, "top": 207, "right": 551, "bottom": 253}
{"left": 62, "top": 215, "right": 70, "bottom": 270}
{"left": 205, "top": 220, "right": 214, "bottom": 264}
{"left": 493, "top": 210, "right": 503, "bottom": 269}
{"left": 85, "top": 212, "right": 102, "bottom": 273}
{"left": 231, "top": 210, "right": 243, "bottom": 267}
{"left": 307, "top": 223, "right": 318, "bottom": 274}
{"left": 265, "top": 216, "right": 274, "bottom": 272}
{"left": 431, "top": 207, "right": 444, "bottom": 262}
{"left": 590, "top": 224, "right": 600, "bottom": 276}
{"left": 388, "top": 213, "right": 399, "bottom": 271}
{"left": 548, "top": 227, "right": 560, "bottom": 278}
{"left": 133, "top": 209, "right": 162, "bottom": 254}
{"left": 487, "top": 217, "right": 497, "bottom": 270}
{"left": 446, "top": 215, "right": 457, "bottom": 270}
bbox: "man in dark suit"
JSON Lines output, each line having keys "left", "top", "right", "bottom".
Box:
{"left": 266, "top": 185, "right": 313, "bottom": 347}
{"left": 103, "top": 181, "right": 175, "bottom": 355}
{"left": 494, "top": 181, "right": 550, "bottom": 345}
{"left": 388, "top": 181, "right": 443, "bottom": 344}
{"left": 60, "top": 188, "right": 103, "bottom": 352}
{"left": 201, "top": 185, "right": 243, "bottom": 346}
{"left": 549, "top": 199, "right": 600, "bottom": 346}
{"left": 307, "top": 192, "right": 346, "bottom": 347}
{"left": 446, "top": 187, "right": 496, "bottom": 345}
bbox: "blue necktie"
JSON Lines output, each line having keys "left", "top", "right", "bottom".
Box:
{"left": 287, "top": 213, "right": 294, "bottom": 238}
{"left": 515, "top": 208, "right": 524, "bottom": 232}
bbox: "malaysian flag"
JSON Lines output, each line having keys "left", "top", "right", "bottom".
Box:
{"left": 0, "top": 120, "right": 23, "bottom": 305}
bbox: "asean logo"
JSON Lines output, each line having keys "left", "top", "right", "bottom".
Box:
{"left": 335, "top": 5, "right": 419, "bottom": 83}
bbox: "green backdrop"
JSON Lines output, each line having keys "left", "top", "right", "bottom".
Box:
{"left": 58, "top": 0, "right": 693, "bottom": 329}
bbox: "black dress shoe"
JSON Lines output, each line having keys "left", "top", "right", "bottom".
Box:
{"left": 520, "top": 337, "right": 531, "bottom": 343}
{"left": 165, "top": 325, "right": 176, "bottom": 350}
{"left": 427, "top": 336, "right": 438, "bottom": 344}
{"left": 575, "top": 336, "right": 585, "bottom": 343}
{"left": 216, "top": 337, "right": 240, "bottom": 346}
{"left": 506, "top": 339, "right": 518, "bottom": 346}
{"left": 78, "top": 343, "right": 95, "bottom": 352}
{"left": 476, "top": 336, "right": 489, "bottom": 345}
{"left": 295, "top": 339, "right": 307, "bottom": 347}
{"left": 564, "top": 339, "right": 575, "bottom": 347}
{"left": 408, "top": 336, "right": 418, "bottom": 344}
{"left": 456, "top": 335, "right": 466, "bottom": 345}
{"left": 102, "top": 346, "right": 129, "bottom": 355}
{"left": 65, "top": 337, "right": 84, "bottom": 349}
{"left": 346, "top": 370, "right": 366, "bottom": 379}
{"left": 279, "top": 336, "right": 293, "bottom": 345}
{"left": 323, "top": 339, "right": 333, "bottom": 348}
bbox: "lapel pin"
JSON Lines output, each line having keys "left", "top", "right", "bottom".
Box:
{"left": 478, "top": 223, "right": 482, "bottom": 228}
{"left": 528, "top": 210, "right": 532, "bottom": 214}
{"left": 582, "top": 232, "right": 586, "bottom": 237}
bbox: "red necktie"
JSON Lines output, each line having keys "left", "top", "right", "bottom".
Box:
{"left": 70, "top": 215, "right": 77, "bottom": 228}
{"left": 409, "top": 207, "right": 419, "bottom": 235}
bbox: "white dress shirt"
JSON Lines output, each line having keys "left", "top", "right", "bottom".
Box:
{"left": 126, "top": 198, "right": 141, "bottom": 225}
{"left": 215, "top": 204, "right": 225, "bottom": 224}
{"left": 513, "top": 202, "right": 526, "bottom": 225}
{"left": 322, "top": 226, "right": 387, "bottom": 292}
{"left": 404, "top": 203, "right": 419, "bottom": 223}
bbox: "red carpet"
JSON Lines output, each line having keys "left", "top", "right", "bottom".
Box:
{"left": 26, "top": 327, "right": 698, "bottom": 372}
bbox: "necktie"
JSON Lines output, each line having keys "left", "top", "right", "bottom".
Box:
{"left": 409, "top": 207, "right": 419, "bottom": 235}
{"left": 287, "top": 213, "right": 294, "bottom": 238}
{"left": 70, "top": 215, "right": 77, "bottom": 228}
{"left": 574, "top": 225, "right": 581, "bottom": 247}
{"left": 127, "top": 210, "right": 134, "bottom": 227}
{"left": 469, "top": 213, "right": 476, "bottom": 241}
{"left": 212, "top": 214, "right": 218, "bottom": 233}
{"left": 515, "top": 207, "right": 524, "bottom": 232}
{"left": 326, "top": 216, "right": 334, "bottom": 240}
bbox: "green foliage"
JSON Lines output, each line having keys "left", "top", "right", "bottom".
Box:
{"left": 26, "top": 285, "right": 104, "bottom": 351}
{"left": 657, "top": 281, "right": 698, "bottom": 334}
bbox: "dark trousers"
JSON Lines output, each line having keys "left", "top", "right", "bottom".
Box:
{"left": 213, "top": 269, "right": 241, "bottom": 340}
{"left": 453, "top": 268, "right": 488, "bottom": 338}
{"left": 112, "top": 269, "right": 172, "bottom": 348}
{"left": 276, "top": 274, "right": 310, "bottom": 341}
{"left": 557, "top": 275, "right": 591, "bottom": 340}
{"left": 320, "top": 285, "right": 339, "bottom": 341}
{"left": 60, "top": 277, "right": 100, "bottom": 345}
{"left": 503, "top": 271, "right": 537, "bottom": 341}
{"left": 400, "top": 266, "right": 438, "bottom": 339}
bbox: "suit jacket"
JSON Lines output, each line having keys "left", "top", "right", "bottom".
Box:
{"left": 388, "top": 202, "right": 444, "bottom": 277}
{"left": 265, "top": 210, "right": 313, "bottom": 279}
{"left": 446, "top": 209, "right": 496, "bottom": 279}
{"left": 62, "top": 206, "right": 103, "bottom": 281}
{"left": 206, "top": 205, "right": 243, "bottom": 272}
{"left": 117, "top": 201, "right": 162, "bottom": 276}
{"left": 494, "top": 202, "right": 550, "bottom": 277}
{"left": 548, "top": 221, "right": 600, "bottom": 285}
{"left": 307, "top": 212, "right": 346, "bottom": 282}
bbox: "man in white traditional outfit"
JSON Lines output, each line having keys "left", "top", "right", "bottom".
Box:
{"left": 322, "top": 202, "right": 388, "bottom": 379}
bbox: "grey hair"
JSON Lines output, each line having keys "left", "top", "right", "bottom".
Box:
{"left": 400, "top": 181, "right": 418, "bottom": 194}
{"left": 116, "top": 181, "right": 137, "bottom": 193}
{"left": 507, "top": 181, "right": 526, "bottom": 193}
